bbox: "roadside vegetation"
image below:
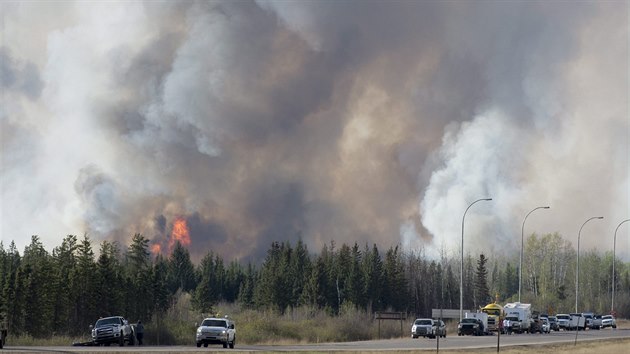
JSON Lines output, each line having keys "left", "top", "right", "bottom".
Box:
{"left": 1, "top": 233, "right": 629, "bottom": 346}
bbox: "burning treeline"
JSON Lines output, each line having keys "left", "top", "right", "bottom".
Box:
{"left": 151, "top": 217, "right": 191, "bottom": 256}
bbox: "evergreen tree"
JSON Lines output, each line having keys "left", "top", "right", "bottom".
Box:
{"left": 237, "top": 263, "right": 256, "bottom": 308}
{"left": 20, "top": 236, "right": 55, "bottom": 337}
{"left": 193, "top": 251, "right": 223, "bottom": 314}
{"left": 125, "top": 234, "right": 153, "bottom": 322}
{"left": 51, "top": 235, "right": 78, "bottom": 333}
{"left": 289, "top": 240, "right": 311, "bottom": 307}
{"left": 383, "top": 246, "right": 407, "bottom": 311}
{"left": 2, "top": 242, "right": 21, "bottom": 334}
{"left": 167, "top": 241, "right": 196, "bottom": 293}
{"left": 363, "top": 244, "right": 383, "bottom": 312}
{"left": 95, "top": 241, "right": 123, "bottom": 317}
{"left": 474, "top": 254, "right": 491, "bottom": 308}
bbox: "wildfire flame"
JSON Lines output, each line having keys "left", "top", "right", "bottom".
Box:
{"left": 169, "top": 216, "right": 191, "bottom": 250}
{"left": 149, "top": 216, "right": 192, "bottom": 256}
{"left": 150, "top": 243, "right": 162, "bottom": 255}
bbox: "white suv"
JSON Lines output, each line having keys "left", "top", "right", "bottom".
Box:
{"left": 196, "top": 317, "right": 236, "bottom": 348}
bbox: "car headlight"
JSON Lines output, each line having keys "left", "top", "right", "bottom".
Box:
{"left": 197, "top": 328, "right": 202, "bottom": 334}
{"left": 221, "top": 330, "right": 227, "bottom": 335}
{"left": 458, "top": 324, "right": 462, "bottom": 328}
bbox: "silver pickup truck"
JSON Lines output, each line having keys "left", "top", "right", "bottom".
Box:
{"left": 90, "top": 316, "right": 135, "bottom": 346}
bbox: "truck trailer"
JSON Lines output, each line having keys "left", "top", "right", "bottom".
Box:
{"left": 503, "top": 302, "right": 533, "bottom": 333}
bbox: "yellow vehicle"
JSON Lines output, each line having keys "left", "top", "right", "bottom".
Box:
{"left": 481, "top": 296, "right": 504, "bottom": 332}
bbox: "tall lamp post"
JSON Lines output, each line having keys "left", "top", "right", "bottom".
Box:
{"left": 612, "top": 219, "right": 629, "bottom": 314}
{"left": 460, "top": 197, "right": 492, "bottom": 322}
{"left": 519, "top": 206, "right": 550, "bottom": 303}
{"left": 575, "top": 216, "right": 603, "bottom": 313}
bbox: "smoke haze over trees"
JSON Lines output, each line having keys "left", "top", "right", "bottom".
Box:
{"left": 1, "top": 1, "right": 628, "bottom": 262}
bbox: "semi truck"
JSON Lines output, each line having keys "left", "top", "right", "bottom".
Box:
{"left": 481, "top": 300, "right": 504, "bottom": 332}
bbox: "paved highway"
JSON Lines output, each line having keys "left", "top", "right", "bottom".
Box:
{"left": 2, "top": 328, "right": 628, "bottom": 352}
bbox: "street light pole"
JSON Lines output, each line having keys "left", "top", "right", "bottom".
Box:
{"left": 519, "top": 206, "right": 550, "bottom": 303}
{"left": 612, "top": 219, "right": 629, "bottom": 314}
{"left": 460, "top": 197, "right": 492, "bottom": 322}
{"left": 575, "top": 216, "right": 604, "bottom": 313}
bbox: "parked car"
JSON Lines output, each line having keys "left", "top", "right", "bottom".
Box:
{"left": 434, "top": 319, "right": 447, "bottom": 338}
{"left": 556, "top": 314, "right": 571, "bottom": 330}
{"left": 548, "top": 316, "right": 559, "bottom": 331}
{"left": 196, "top": 317, "right": 236, "bottom": 348}
{"left": 569, "top": 313, "right": 587, "bottom": 331}
{"left": 458, "top": 318, "right": 484, "bottom": 336}
{"left": 540, "top": 317, "right": 551, "bottom": 333}
{"left": 592, "top": 315, "right": 603, "bottom": 329}
{"left": 582, "top": 312, "right": 594, "bottom": 329}
{"left": 601, "top": 315, "right": 617, "bottom": 329}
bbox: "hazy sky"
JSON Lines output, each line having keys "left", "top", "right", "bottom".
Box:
{"left": 1, "top": 1, "right": 628, "bottom": 261}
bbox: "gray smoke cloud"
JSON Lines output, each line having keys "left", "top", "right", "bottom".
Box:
{"left": 1, "top": 1, "right": 628, "bottom": 261}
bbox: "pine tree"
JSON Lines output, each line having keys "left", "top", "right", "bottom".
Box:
{"left": 125, "top": 234, "right": 153, "bottom": 322}
{"left": 2, "top": 242, "right": 21, "bottom": 335}
{"left": 363, "top": 244, "right": 383, "bottom": 313}
{"left": 167, "top": 241, "right": 196, "bottom": 293}
{"left": 72, "top": 234, "right": 98, "bottom": 333}
{"left": 95, "top": 241, "right": 123, "bottom": 317}
{"left": 474, "top": 254, "right": 491, "bottom": 308}
{"left": 51, "top": 235, "right": 78, "bottom": 333}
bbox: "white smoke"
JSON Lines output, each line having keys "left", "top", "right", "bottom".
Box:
{"left": 1, "top": 1, "right": 627, "bottom": 261}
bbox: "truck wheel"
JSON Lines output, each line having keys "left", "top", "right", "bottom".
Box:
{"left": 119, "top": 333, "right": 124, "bottom": 346}
{"left": 229, "top": 337, "right": 235, "bottom": 349}
{"left": 196, "top": 342, "right": 201, "bottom": 347}
{"left": 223, "top": 341, "right": 228, "bottom": 348}
{"left": 204, "top": 343, "right": 208, "bottom": 347}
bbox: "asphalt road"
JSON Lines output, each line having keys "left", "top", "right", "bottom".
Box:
{"left": 2, "top": 328, "right": 628, "bottom": 352}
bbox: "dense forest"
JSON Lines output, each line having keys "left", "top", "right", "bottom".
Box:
{"left": 0, "top": 232, "right": 629, "bottom": 338}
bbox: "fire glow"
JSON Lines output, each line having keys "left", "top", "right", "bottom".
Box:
{"left": 169, "top": 217, "right": 191, "bottom": 250}
{"left": 149, "top": 217, "right": 192, "bottom": 256}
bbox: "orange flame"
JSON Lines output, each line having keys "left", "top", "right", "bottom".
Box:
{"left": 150, "top": 243, "right": 162, "bottom": 255}
{"left": 169, "top": 217, "right": 191, "bottom": 250}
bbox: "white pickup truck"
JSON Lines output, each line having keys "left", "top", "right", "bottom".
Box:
{"left": 90, "top": 316, "right": 135, "bottom": 346}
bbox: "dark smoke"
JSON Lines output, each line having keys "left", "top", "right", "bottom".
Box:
{"left": 1, "top": 1, "right": 628, "bottom": 262}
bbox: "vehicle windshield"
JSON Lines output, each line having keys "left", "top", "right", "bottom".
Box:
{"left": 95, "top": 317, "right": 122, "bottom": 327}
{"left": 557, "top": 315, "right": 570, "bottom": 320}
{"left": 506, "top": 317, "right": 518, "bottom": 321}
{"left": 201, "top": 319, "right": 228, "bottom": 327}
{"left": 483, "top": 309, "right": 501, "bottom": 316}
{"left": 415, "top": 320, "right": 432, "bottom": 325}
{"left": 602, "top": 315, "right": 612, "bottom": 319}
{"left": 461, "top": 319, "right": 477, "bottom": 324}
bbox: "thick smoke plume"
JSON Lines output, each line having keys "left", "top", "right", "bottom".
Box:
{"left": 1, "top": 1, "right": 628, "bottom": 261}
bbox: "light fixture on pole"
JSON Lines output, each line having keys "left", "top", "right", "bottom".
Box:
{"left": 612, "top": 219, "right": 629, "bottom": 314}
{"left": 575, "top": 216, "right": 603, "bottom": 313}
{"left": 519, "top": 206, "right": 550, "bottom": 303}
{"left": 460, "top": 197, "right": 492, "bottom": 322}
